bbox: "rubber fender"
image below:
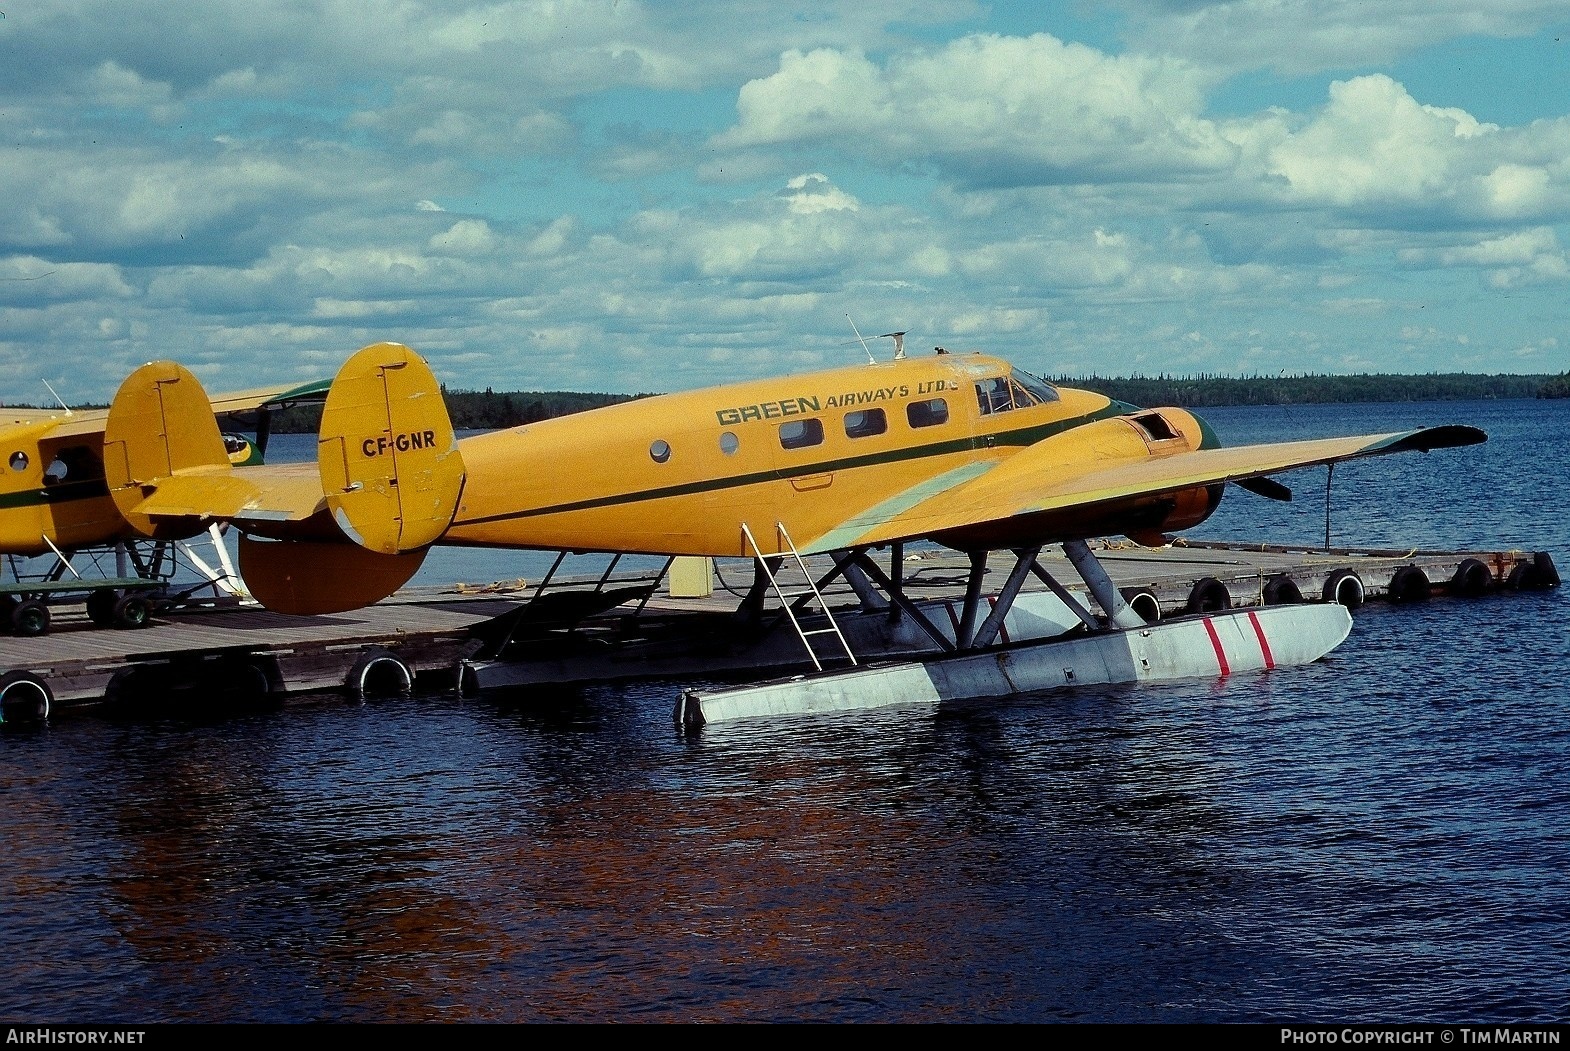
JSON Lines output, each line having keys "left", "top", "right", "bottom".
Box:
{"left": 103, "top": 360, "right": 230, "bottom": 539}
{"left": 318, "top": 343, "right": 466, "bottom": 554}
{"left": 1185, "top": 576, "right": 1231, "bottom": 613}
{"left": 0, "top": 670, "right": 52, "bottom": 724}
{"left": 1387, "top": 565, "right": 1431, "bottom": 602}
{"left": 1119, "top": 586, "right": 1162, "bottom": 623}
{"left": 1262, "top": 574, "right": 1303, "bottom": 605}
{"left": 238, "top": 533, "right": 427, "bottom": 615}
{"left": 346, "top": 646, "right": 414, "bottom": 699}
{"left": 1449, "top": 558, "right": 1493, "bottom": 598}
{"left": 1322, "top": 569, "right": 1365, "bottom": 609}
{"left": 1534, "top": 551, "right": 1561, "bottom": 588}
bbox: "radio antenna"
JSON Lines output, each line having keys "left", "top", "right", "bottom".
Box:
{"left": 847, "top": 315, "right": 876, "bottom": 363}
{"left": 42, "top": 379, "right": 71, "bottom": 415}
{"left": 880, "top": 331, "right": 906, "bottom": 359}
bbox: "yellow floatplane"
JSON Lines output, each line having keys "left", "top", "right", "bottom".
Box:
{"left": 92, "top": 340, "right": 1485, "bottom": 723}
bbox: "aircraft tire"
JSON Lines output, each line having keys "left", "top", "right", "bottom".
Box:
{"left": 1387, "top": 565, "right": 1431, "bottom": 603}
{"left": 86, "top": 589, "right": 120, "bottom": 628}
{"left": 11, "top": 600, "right": 50, "bottom": 638}
{"left": 1322, "top": 569, "right": 1365, "bottom": 609}
{"left": 1185, "top": 577, "right": 1231, "bottom": 614}
{"left": 1262, "top": 574, "right": 1304, "bottom": 605}
{"left": 1450, "top": 558, "right": 1492, "bottom": 597}
{"left": 346, "top": 647, "right": 414, "bottom": 699}
{"left": 1118, "top": 587, "right": 1161, "bottom": 623}
{"left": 0, "top": 670, "right": 52, "bottom": 724}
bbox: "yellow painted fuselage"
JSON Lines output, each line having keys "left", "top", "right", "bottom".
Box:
{"left": 444, "top": 351, "right": 1212, "bottom": 557}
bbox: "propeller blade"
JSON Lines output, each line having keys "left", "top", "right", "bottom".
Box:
{"left": 1234, "top": 475, "right": 1293, "bottom": 502}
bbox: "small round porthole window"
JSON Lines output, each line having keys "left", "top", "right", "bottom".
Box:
{"left": 719, "top": 431, "right": 738, "bottom": 456}
{"left": 8, "top": 451, "right": 27, "bottom": 472}
{"left": 649, "top": 439, "right": 671, "bottom": 464}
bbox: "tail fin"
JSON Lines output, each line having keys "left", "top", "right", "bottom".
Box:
{"left": 316, "top": 342, "right": 465, "bottom": 555}
{"left": 103, "top": 360, "right": 229, "bottom": 539}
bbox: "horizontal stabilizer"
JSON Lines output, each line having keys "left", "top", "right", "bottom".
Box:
{"left": 317, "top": 343, "right": 465, "bottom": 554}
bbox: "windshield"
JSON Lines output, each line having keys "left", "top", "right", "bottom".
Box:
{"left": 1011, "top": 369, "right": 1060, "bottom": 404}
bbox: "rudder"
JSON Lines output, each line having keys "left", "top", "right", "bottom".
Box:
{"left": 317, "top": 343, "right": 465, "bottom": 555}
{"left": 103, "top": 361, "right": 230, "bottom": 539}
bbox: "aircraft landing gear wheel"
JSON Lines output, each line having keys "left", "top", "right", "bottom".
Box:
{"left": 112, "top": 594, "right": 152, "bottom": 630}
{"left": 87, "top": 588, "right": 120, "bottom": 628}
{"left": 11, "top": 599, "right": 50, "bottom": 638}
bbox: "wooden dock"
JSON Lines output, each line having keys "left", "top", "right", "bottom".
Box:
{"left": 0, "top": 540, "right": 1557, "bottom": 721}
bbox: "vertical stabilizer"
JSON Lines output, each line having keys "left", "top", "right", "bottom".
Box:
{"left": 103, "top": 361, "right": 229, "bottom": 539}
{"left": 317, "top": 343, "right": 465, "bottom": 554}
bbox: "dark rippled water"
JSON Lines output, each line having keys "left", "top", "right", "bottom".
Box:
{"left": 2, "top": 401, "right": 1566, "bottom": 1023}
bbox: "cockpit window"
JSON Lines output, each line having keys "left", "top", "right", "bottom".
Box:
{"left": 1011, "top": 369, "right": 1060, "bottom": 404}
{"left": 975, "top": 377, "right": 1013, "bottom": 415}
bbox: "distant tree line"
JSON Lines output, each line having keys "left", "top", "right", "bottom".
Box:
{"left": 1053, "top": 372, "right": 1570, "bottom": 406}
{"left": 265, "top": 387, "right": 648, "bottom": 432}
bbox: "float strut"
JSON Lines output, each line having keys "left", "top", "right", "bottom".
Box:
{"left": 1063, "top": 539, "right": 1146, "bottom": 630}
{"left": 970, "top": 546, "right": 1041, "bottom": 649}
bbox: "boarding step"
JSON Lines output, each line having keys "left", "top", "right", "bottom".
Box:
{"left": 741, "top": 521, "right": 857, "bottom": 671}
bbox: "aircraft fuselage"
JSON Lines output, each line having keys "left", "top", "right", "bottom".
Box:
{"left": 444, "top": 350, "right": 1220, "bottom": 557}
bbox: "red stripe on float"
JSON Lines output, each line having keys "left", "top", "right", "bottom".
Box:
{"left": 1246, "top": 610, "right": 1276, "bottom": 670}
{"left": 986, "top": 596, "right": 1011, "bottom": 643}
{"left": 1202, "top": 617, "right": 1230, "bottom": 676}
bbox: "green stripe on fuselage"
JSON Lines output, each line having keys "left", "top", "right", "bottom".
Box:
{"left": 454, "top": 404, "right": 1125, "bottom": 530}
{"left": 0, "top": 479, "right": 110, "bottom": 511}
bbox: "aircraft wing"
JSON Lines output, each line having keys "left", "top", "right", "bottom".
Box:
{"left": 0, "top": 407, "right": 68, "bottom": 426}
{"left": 31, "top": 376, "right": 331, "bottom": 442}
{"left": 811, "top": 425, "right": 1486, "bottom": 552}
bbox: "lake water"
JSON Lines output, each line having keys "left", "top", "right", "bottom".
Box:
{"left": 1, "top": 400, "right": 1566, "bottom": 1023}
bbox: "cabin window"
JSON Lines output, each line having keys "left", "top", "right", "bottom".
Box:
{"left": 844, "top": 408, "right": 887, "bottom": 439}
{"left": 1010, "top": 369, "right": 1060, "bottom": 404}
{"left": 975, "top": 377, "right": 1013, "bottom": 415}
{"left": 649, "top": 439, "right": 672, "bottom": 464}
{"left": 719, "top": 431, "right": 739, "bottom": 456}
{"left": 778, "top": 418, "right": 824, "bottom": 450}
{"left": 906, "top": 398, "right": 949, "bottom": 429}
{"left": 8, "top": 451, "right": 26, "bottom": 472}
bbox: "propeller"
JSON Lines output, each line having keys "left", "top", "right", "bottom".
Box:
{"left": 1233, "top": 475, "right": 1293, "bottom": 502}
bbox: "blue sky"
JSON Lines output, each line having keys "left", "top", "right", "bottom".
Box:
{"left": 4, "top": 0, "right": 1570, "bottom": 402}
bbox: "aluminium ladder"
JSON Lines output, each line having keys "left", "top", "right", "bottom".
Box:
{"left": 740, "top": 521, "right": 857, "bottom": 671}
